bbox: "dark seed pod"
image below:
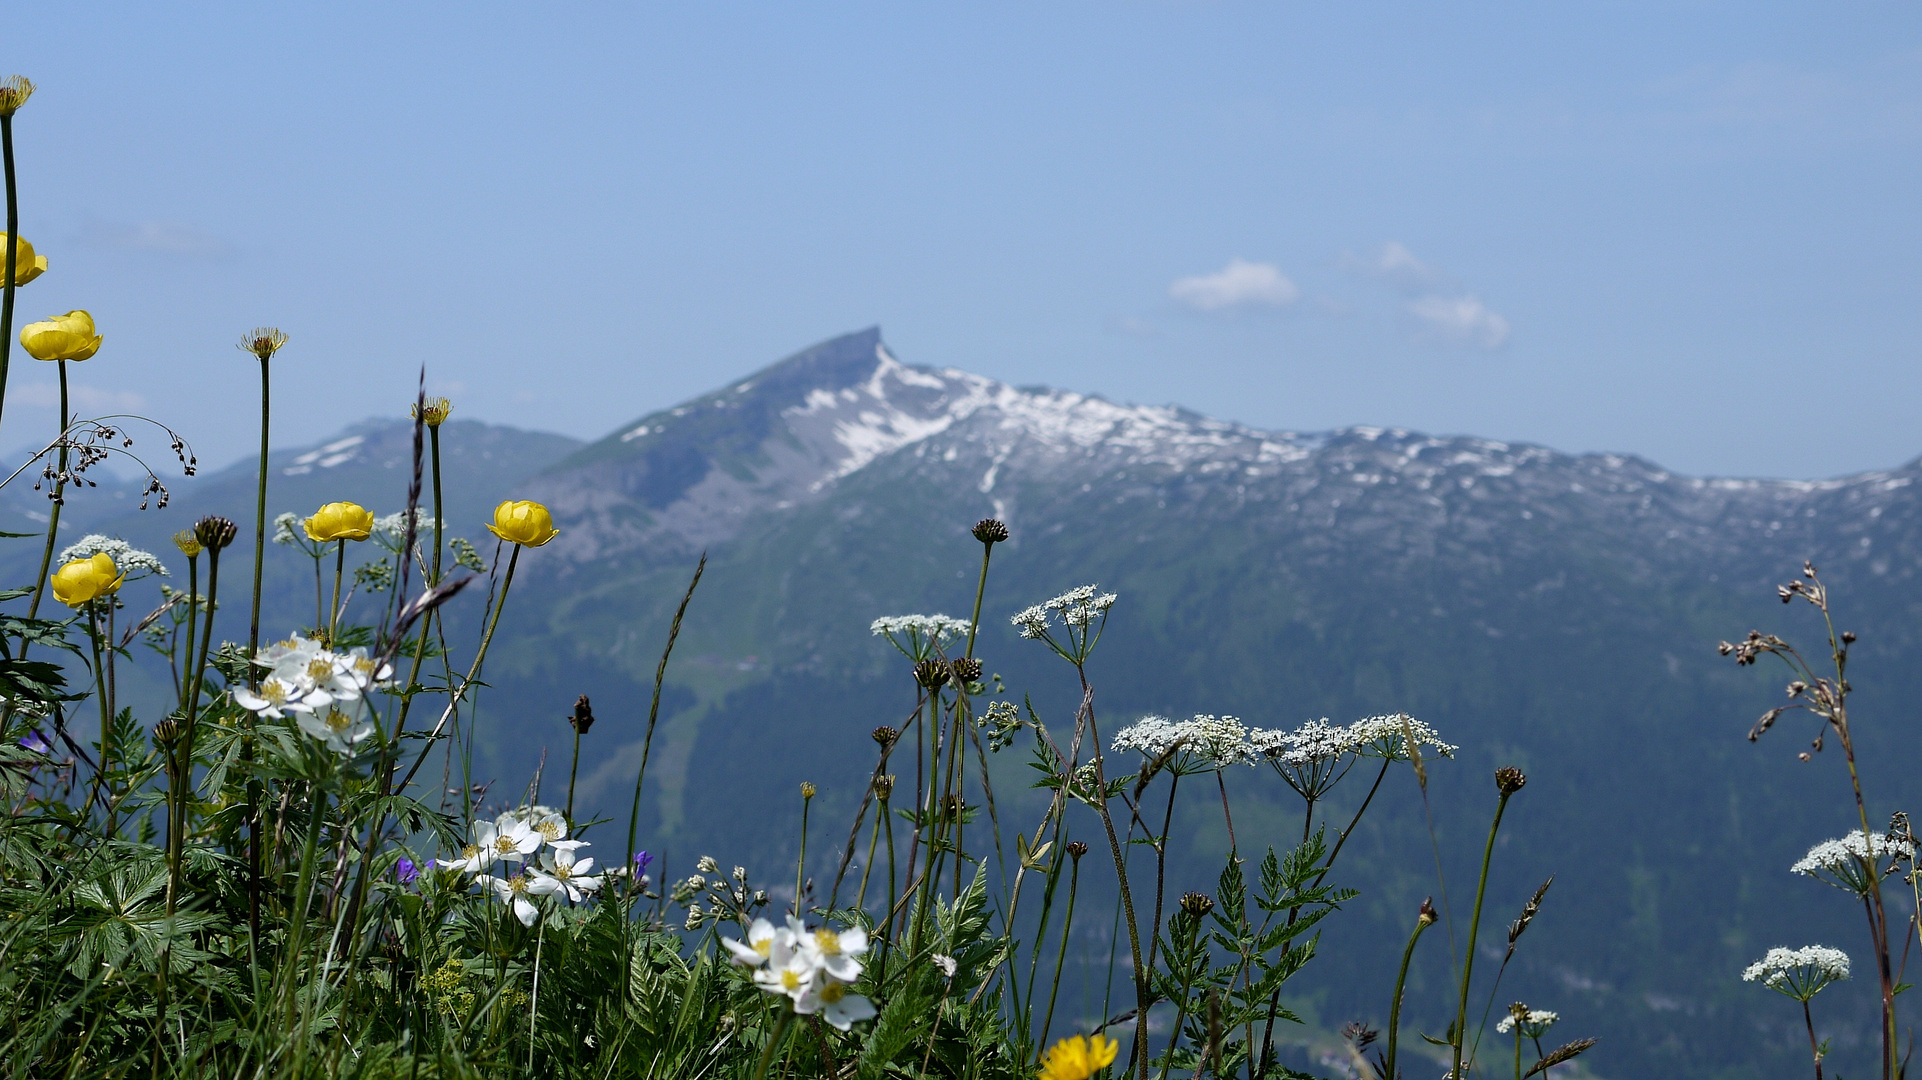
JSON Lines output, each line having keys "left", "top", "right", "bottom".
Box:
{"left": 1495, "top": 766, "right": 1527, "bottom": 795}
{"left": 1065, "top": 840, "right": 1089, "bottom": 860}
{"left": 950, "top": 657, "right": 982, "bottom": 682}
{"left": 971, "top": 518, "right": 1009, "bottom": 545}
{"left": 1179, "top": 891, "right": 1215, "bottom": 917}
{"left": 569, "top": 695, "right": 596, "bottom": 734}
{"left": 152, "top": 719, "right": 182, "bottom": 745}
{"left": 871, "top": 726, "right": 899, "bottom": 747}
{"left": 193, "top": 515, "right": 238, "bottom": 551}
{"left": 913, "top": 659, "right": 950, "bottom": 689}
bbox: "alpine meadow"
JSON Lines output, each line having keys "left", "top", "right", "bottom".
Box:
{"left": 4, "top": 71, "right": 1922, "bottom": 1080}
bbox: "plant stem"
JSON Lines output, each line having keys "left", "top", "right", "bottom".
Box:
{"left": 85, "top": 607, "right": 112, "bottom": 838}
{"left": 795, "top": 789, "right": 812, "bottom": 918}
{"left": 565, "top": 723, "right": 581, "bottom": 826}
{"left": 1038, "top": 851, "right": 1081, "bottom": 1052}
{"left": 0, "top": 111, "right": 18, "bottom": 437}
{"left": 1384, "top": 902, "right": 1434, "bottom": 1080}
{"left": 395, "top": 543, "right": 522, "bottom": 795}
{"left": 964, "top": 539, "right": 993, "bottom": 659}
{"left": 26, "top": 359, "right": 69, "bottom": 622}
{"left": 749, "top": 1007, "right": 794, "bottom": 1080}
{"left": 1804, "top": 998, "right": 1824, "bottom": 1080}
{"left": 1452, "top": 787, "right": 1517, "bottom": 1080}
{"left": 329, "top": 540, "right": 344, "bottom": 642}
{"left": 247, "top": 353, "right": 271, "bottom": 957}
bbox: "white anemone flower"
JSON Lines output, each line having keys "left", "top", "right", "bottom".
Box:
{"left": 277, "top": 649, "right": 363, "bottom": 703}
{"left": 482, "top": 812, "right": 542, "bottom": 864}
{"left": 437, "top": 838, "right": 494, "bottom": 876}
{"left": 800, "top": 921, "right": 869, "bottom": 983}
{"left": 753, "top": 950, "right": 818, "bottom": 1003}
{"left": 795, "top": 980, "right": 878, "bottom": 1030}
{"left": 295, "top": 707, "right": 375, "bottom": 754}
{"left": 725, "top": 917, "right": 791, "bottom": 968}
{"left": 521, "top": 806, "right": 569, "bottom": 845}
{"left": 489, "top": 873, "right": 540, "bottom": 926}
{"left": 233, "top": 676, "right": 319, "bottom": 719}
{"left": 338, "top": 647, "right": 395, "bottom": 693}
{"left": 530, "top": 843, "right": 602, "bottom": 902}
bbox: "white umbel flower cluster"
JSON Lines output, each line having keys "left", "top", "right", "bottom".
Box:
{"left": 1791, "top": 831, "right": 1916, "bottom": 895}
{"left": 231, "top": 634, "right": 394, "bottom": 753}
{"left": 870, "top": 614, "right": 974, "bottom": 660}
{"left": 1495, "top": 1009, "right": 1558, "bottom": 1036}
{"left": 1742, "top": 945, "right": 1851, "bottom": 1001}
{"left": 58, "top": 535, "right": 167, "bottom": 580}
{"left": 1011, "top": 584, "right": 1117, "bottom": 639}
{"left": 724, "top": 915, "right": 878, "bottom": 1030}
{"left": 436, "top": 805, "right": 603, "bottom": 925}
{"left": 1112, "top": 714, "right": 1257, "bottom": 772}
{"left": 1249, "top": 714, "right": 1456, "bottom": 768}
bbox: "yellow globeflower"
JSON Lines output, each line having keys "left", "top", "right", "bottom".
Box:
{"left": 1035, "top": 1034, "right": 1118, "bottom": 1080}
{"left": 50, "top": 553, "right": 125, "bottom": 608}
{"left": 0, "top": 234, "right": 47, "bottom": 287}
{"left": 486, "top": 500, "right": 559, "bottom": 547}
{"left": 304, "top": 501, "right": 375, "bottom": 542}
{"left": 20, "top": 310, "right": 100, "bottom": 361}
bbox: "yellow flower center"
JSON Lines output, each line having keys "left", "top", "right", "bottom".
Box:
{"left": 818, "top": 982, "right": 845, "bottom": 1004}
{"left": 461, "top": 844, "right": 480, "bottom": 859}
{"left": 536, "top": 820, "right": 563, "bottom": 839}
{"left": 324, "top": 710, "right": 352, "bottom": 734}
{"left": 506, "top": 875, "right": 528, "bottom": 894}
{"left": 781, "top": 969, "right": 803, "bottom": 992}
{"left": 814, "top": 929, "right": 842, "bottom": 955}
{"left": 494, "top": 835, "right": 518, "bottom": 855}
{"left": 261, "top": 682, "right": 289, "bottom": 705}
{"left": 307, "top": 659, "right": 335, "bottom": 683}
{"left": 354, "top": 657, "right": 377, "bottom": 677}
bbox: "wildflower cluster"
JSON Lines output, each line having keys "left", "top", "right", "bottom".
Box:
{"left": 870, "top": 613, "right": 973, "bottom": 661}
{"left": 1743, "top": 945, "right": 1851, "bottom": 1001}
{"left": 1111, "top": 713, "right": 1258, "bottom": 773}
{"left": 672, "top": 856, "right": 768, "bottom": 930}
{"left": 724, "top": 915, "right": 877, "bottom": 1030}
{"left": 56, "top": 535, "right": 167, "bottom": 581}
{"left": 1791, "top": 831, "right": 1916, "bottom": 895}
{"left": 1011, "top": 584, "right": 1117, "bottom": 663}
{"left": 1495, "top": 1007, "right": 1559, "bottom": 1037}
{"left": 232, "top": 634, "right": 393, "bottom": 752}
{"left": 437, "top": 806, "right": 602, "bottom": 925}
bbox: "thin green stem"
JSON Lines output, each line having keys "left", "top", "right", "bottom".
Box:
{"left": 395, "top": 543, "right": 522, "bottom": 795}
{"left": 749, "top": 1006, "right": 794, "bottom": 1080}
{"left": 85, "top": 607, "right": 112, "bottom": 838}
{"left": 964, "top": 541, "right": 992, "bottom": 659}
{"left": 1038, "top": 853, "right": 1081, "bottom": 1053}
{"left": 248, "top": 354, "right": 271, "bottom": 957}
{"left": 329, "top": 540, "right": 344, "bottom": 642}
{"left": 795, "top": 790, "right": 812, "bottom": 918}
{"left": 1384, "top": 904, "right": 1434, "bottom": 1080}
{"left": 26, "top": 358, "right": 69, "bottom": 622}
{"left": 565, "top": 724, "right": 581, "bottom": 826}
{"left": 0, "top": 111, "right": 18, "bottom": 438}
{"left": 1452, "top": 788, "right": 1516, "bottom": 1080}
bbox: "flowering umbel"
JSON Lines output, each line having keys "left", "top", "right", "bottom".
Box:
{"left": 0, "top": 76, "right": 33, "bottom": 117}
{"left": 20, "top": 310, "right": 101, "bottom": 361}
{"left": 50, "top": 553, "right": 124, "bottom": 608}
{"left": 238, "top": 327, "right": 288, "bottom": 361}
{"left": 486, "top": 500, "right": 559, "bottom": 547}
{"left": 0, "top": 234, "right": 47, "bottom": 287}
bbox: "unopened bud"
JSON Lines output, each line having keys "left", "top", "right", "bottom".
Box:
{"left": 871, "top": 726, "right": 899, "bottom": 747}
{"left": 874, "top": 774, "right": 895, "bottom": 800}
{"left": 152, "top": 719, "right": 181, "bottom": 746}
{"left": 914, "top": 659, "right": 950, "bottom": 689}
{"left": 193, "top": 515, "right": 238, "bottom": 551}
{"left": 569, "top": 694, "right": 596, "bottom": 734}
{"left": 950, "top": 657, "right": 982, "bottom": 682}
{"left": 1065, "top": 840, "right": 1089, "bottom": 860}
{"left": 800, "top": 781, "right": 816, "bottom": 800}
{"left": 1842, "top": 631, "right": 1857, "bottom": 644}
{"left": 1418, "top": 896, "right": 1438, "bottom": 926}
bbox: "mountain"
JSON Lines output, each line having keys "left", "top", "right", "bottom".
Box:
{"left": 27, "top": 328, "right": 1922, "bottom": 1077}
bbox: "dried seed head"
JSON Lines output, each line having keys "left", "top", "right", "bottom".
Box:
{"left": 193, "top": 516, "right": 238, "bottom": 551}
{"left": 568, "top": 694, "right": 595, "bottom": 734}
{"left": 972, "top": 518, "right": 1009, "bottom": 545}
{"left": 237, "top": 327, "right": 288, "bottom": 361}
{"left": 873, "top": 774, "right": 895, "bottom": 800}
{"left": 1179, "top": 891, "right": 1215, "bottom": 918}
{"left": 152, "top": 718, "right": 181, "bottom": 745}
{"left": 1065, "top": 840, "right": 1089, "bottom": 860}
{"left": 0, "top": 76, "right": 35, "bottom": 117}
{"left": 871, "top": 725, "right": 899, "bottom": 747}
{"left": 950, "top": 657, "right": 982, "bottom": 682}
{"left": 1842, "top": 631, "right": 1857, "bottom": 644}
{"left": 1495, "top": 766, "right": 1527, "bottom": 795}
{"left": 913, "top": 659, "right": 950, "bottom": 689}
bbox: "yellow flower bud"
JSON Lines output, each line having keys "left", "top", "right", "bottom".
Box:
{"left": 20, "top": 310, "right": 100, "bottom": 362}
{"left": 486, "top": 500, "right": 559, "bottom": 547}
{"left": 414, "top": 396, "right": 452, "bottom": 427}
{"left": 50, "top": 553, "right": 124, "bottom": 608}
{"left": 172, "top": 531, "right": 203, "bottom": 557}
{"left": 0, "top": 234, "right": 46, "bottom": 287}
{"left": 304, "top": 501, "right": 375, "bottom": 543}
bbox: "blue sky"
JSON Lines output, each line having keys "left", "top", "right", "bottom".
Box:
{"left": 3, "top": 3, "right": 1919, "bottom": 478}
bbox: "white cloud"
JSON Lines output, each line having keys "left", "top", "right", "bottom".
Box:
{"left": 13, "top": 382, "right": 148, "bottom": 413}
{"left": 1169, "top": 258, "right": 1299, "bottom": 311}
{"left": 1407, "top": 294, "right": 1511, "bottom": 348}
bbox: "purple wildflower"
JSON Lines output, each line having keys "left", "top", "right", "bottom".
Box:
{"left": 395, "top": 856, "right": 419, "bottom": 886}
{"left": 632, "top": 850, "right": 654, "bottom": 877}
{"left": 19, "top": 730, "right": 50, "bottom": 755}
